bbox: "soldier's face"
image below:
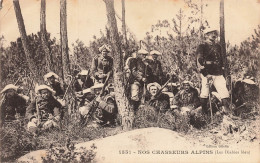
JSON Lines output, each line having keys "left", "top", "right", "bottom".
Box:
{"left": 101, "top": 50, "right": 109, "bottom": 57}
{"left": 6, "top": 89, "right": 16, "bottom": 98}
{"left": 40, "top": 89, "right": 51, "bottom": 100}
{"left": 152, "top": 54, "right": 158, "bottom": 60}
{"left": 183, "top": 84, "right": 190, "bottom": 91}
{"left": 48, "top": 76, "right": 55, "bottom": 84}
{"left": 206, "top": 32, "right": 218, "bottom": 42}
{"left": 149, "top": 86, "right": 158, "bottom": 96}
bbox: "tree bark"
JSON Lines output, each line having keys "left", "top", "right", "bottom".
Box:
{"left": 121, "top": 0, "right": 128, "bottom": 50}
{"left": 13, "top": 0, "right": 36, "bottom": 77}
{"left": 104, "top": 0, "right": 134, "bottom": 130}
{"left": 60, "top": 0, "right": 71, "bottom": 83}
{"left": 220, "top": 0, "right": 229, "bottom": 84}
{"left": 40, "top": 0, "right": 53, "bottom": 72}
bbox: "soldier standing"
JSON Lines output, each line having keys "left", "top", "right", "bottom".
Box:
{"left": 91, "top": 45, "right": 113, "bottom": 84}
{"left": 149, "top": 50, "right": 164, "bottom": 85}
{"left": 0, "top": 84, "right": 27, "bottom": 126}
{"left": 196, "top": 28, "right": 230, "bottom": 115}
{"left": 126, "top": 49, "right": 152, "bottom": 110}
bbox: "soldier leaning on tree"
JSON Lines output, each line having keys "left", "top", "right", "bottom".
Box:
{"left": 196, "top": 28, "right": 231, "bottom": 116}
{"left": 0, "top": 84, "right": 27, "bottom": 126}
{"left": 91, "top": 45, "right": 113, "bottom": 84}
{"left": 125, "top": 49, "right": 153, "bottom": 110}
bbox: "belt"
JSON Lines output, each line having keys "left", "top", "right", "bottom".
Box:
{"left": 205, "top": 61, "right": 218, "bottom": 65}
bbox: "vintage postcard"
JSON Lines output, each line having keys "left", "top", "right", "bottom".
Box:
{"left": 0, "top": 0, "right": 259, "bottom": 162}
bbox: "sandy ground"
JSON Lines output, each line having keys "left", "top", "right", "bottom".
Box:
{"left": 18, "top": 123, "right": 260, "bottom": 163}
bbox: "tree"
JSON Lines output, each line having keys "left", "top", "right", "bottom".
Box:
{"left": 121, "top": 0, "right": 128, "bottom": 52}
{"left": 40, "top": 0, "right": 53, "bottom": 72}
{"left": 60, "top": 0, "right": 71, "bottom": 83}
{"left": 103, "top": 0, "right": 134, "bottom": 130}
{"left": 220, "top": 0, "right": 230, "bottom": 88}
{"left": 13, "top": 0, "right": 36, "bottom": 77}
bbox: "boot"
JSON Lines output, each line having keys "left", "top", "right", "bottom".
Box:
{"left": 200, "top": 98, "right": 208, "bottom": 115}
{"left": 221, "top": 98, "right": 232, "bottom": 115}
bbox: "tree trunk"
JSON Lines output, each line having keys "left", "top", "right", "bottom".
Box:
{"left": 121, "top": 0, "right": 128, "bottom": 50}
{"left": 104, "top": 0, "right": 134, "bottom": 130}
{"left": 13, "top": 0, "right": 36, "bottom": 77}
{"left": 220, "top": 0, "right": 229, "bottom": 86}
{"left": 40, "top": 0, "right": 53, "bottom": 72}
{"left": 60, "top": 0, "right": 71, "bottom": 83}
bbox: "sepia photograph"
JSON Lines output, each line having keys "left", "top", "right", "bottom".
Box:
{"left": 0, "top": 0, "right": 259, "bottom": 162}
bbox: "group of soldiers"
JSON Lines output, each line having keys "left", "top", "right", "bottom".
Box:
{"left": 0, "top": 28, "right": 259, "bottom": 133}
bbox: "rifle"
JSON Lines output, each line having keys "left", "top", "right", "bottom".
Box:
{"left": 81, "top": 71, "right": 112, "bottom": 126}
{"left": 35, "top": 96, "right": 41, "bottom": 125}
{"left": 149, "top": 75, "right": 173, "bottom": 102}
{"left": 207, "top": 77, "right": 213, "bottom": 124}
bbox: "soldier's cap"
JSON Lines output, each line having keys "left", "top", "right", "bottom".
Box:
{"left": 44, "top": 72, "right": 59, "bottom": 81}
{"left": 182, "top": 80, "right": 193, "bottom": 87}
{"left": 147, "top": 82, "right": 161, "bottom": 91}
{"left": 1, "top": 84, "right": 18, "bottom": 94}
{"left": 150, "top": 50, "right": 162, "bottom": 55}
{"left": 104, "top": 94, "right": 115, "bottom": 102}
{"left": 82, "top": 88, "right": 92, "bottom": 94}
{"left": 91, "top": 83, "right": 104, "bottom": 90}
{"left": 204, "top": 28, "right": 219, "bottom": 35}
{"left": 137, "top": 49, "right": 148, "bottom": 55}
{"left": 99, "top": 45, "right": 111, "bottom": 53}
{"left": 242, "top": 78, "right": 256, "bottom": 85}
{"left": 78, "top": 70, "right": 89, "bottom": 76}
{"left": 35, "top": 84, "right": 56, "bottom": 95}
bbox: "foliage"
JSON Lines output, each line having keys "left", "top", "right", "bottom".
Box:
{"left": 42, "top": 141, "right": 96, "bottom": 163}
{"left": 0, "top": 120, "right": 39, "bottom": 162}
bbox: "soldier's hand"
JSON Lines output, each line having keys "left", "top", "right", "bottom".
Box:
{"left": 48, "top": 113, "right": 54, "bottom": 120}
{"left": 99, "top": 74, "right": 107, "bottom": 79}
{"left": 142, "top": 78, "right": 147, "bottom": 82}
{"left": 96, "top": 96, "right": 101, "bottom": 102}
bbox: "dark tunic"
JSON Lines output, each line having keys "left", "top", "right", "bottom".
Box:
{"left": 149, "top": 59, "right": 164, "bottom": 84}
{"left": 128, "top": 58, "right": 153, "bottom": 85}
{"left": 173, "top": 87, "right": 200, "bottom": 108}
{"left": 196, "top": 42, "right": 223, "bottom": 76}
{"left": 48, "top": 81, "right": 64, "bottom": 97}
{"left": 26, "top": 96, "right": 62, "bottom": 121}
{"left": 91, "top": 55, "right": 113, "bottom": 82}
{"left": 1, "top": 94, "right": 27, "bottom": 121}
{"left": 145, "top": 92, "right": 170, "bottom": 113}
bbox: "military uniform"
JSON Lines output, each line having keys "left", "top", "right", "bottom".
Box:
{"left": 91, "top": 55, "right": 113, "bottom": 83}
{"left": 48, "top": 81, "right": 64, "bottom": 97}
{"left": 1, "top": 94, "right": 27, "bottom": 122}
{"left": 74, "top": 77, "right": 94, "bottom": 92}
{"left": 127, "top": 57, "right": 152, "bottom": 101}
{"left": 145, "top": 92, "right": 170, "bottom": 113}
{"left": 173, "top": 87, "right": 200, "bottom": 109}
{"left": 149, "top": 59, "right": 164, "bottom": 85}
{"left": 197, "top": 29, "right": 230, "bottom": 114}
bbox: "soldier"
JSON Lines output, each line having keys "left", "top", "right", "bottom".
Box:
{"left": 145, "top": 82, "right": 170, "bottom": 113}
{"left": 149, "top": 50, "right": 164, "bottom": 85}
{"left": 79, "top": 84, "right": 117, "bottom": 126}
{"left": 74, "top": 70, "right": 94, "bottom": 93}
{"left": 196, "top": 28, "right": 230, "bottom": 115}
{"left": 44, "top": 72, "right": 64, "bottom": 98}
{"left": 0, "top": 84, "right": 27, "bottom": 126}
{"left": 91, "top": 45, "right": 113, "bottom": 83}
{"left": 26, "top": 85, "right": 62, "bottom": 132}
{"left": 126, "top": 49, "right": 152, "bottom": 109}
{"left": 172, "top": 81, "right": 200, "bottom": 114}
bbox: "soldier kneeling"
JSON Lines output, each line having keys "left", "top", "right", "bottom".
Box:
{"left": 26, "top": 85, "right": 62, "bottom": 133}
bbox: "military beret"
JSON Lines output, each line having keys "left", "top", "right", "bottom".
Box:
{"left": 150, "top": 50, "right": 162, "bottom": 55}
{"left": 99, "top": 45, "right": 111, "bottom": 53}
{"left": 1, "top": 84, "right": 18, "bottom": 94}
{"left": 44, "top": 72, "right": 59, "bottom": 81}
{"left": 147, "top": 82, "right": 161, "bottom": 91}
{"left": 35, "top": 84, "right": 56, "bottom": 95}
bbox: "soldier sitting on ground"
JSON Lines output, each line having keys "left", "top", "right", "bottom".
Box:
{"left": 79, "top": 83, "right": 118, "bottom": 127}
{"left": 0, "top": 84, "right": 27, "bottom": 126}
{"left": 91, "top": 45, "right": 113, "bottom": 84}
{"left": 144, "top": 82, "right": 170, "bottom": 113}
{"left": 26, "top": 85, "right": 62, "bottom": 133}
{"left": 44, "top": 72, "right": 64, "bottom": 98}
{"left": 172, "top": 81, "right": 200, "bottom": 116}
